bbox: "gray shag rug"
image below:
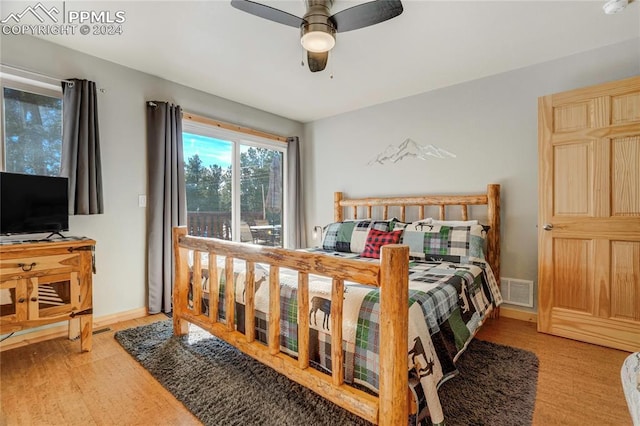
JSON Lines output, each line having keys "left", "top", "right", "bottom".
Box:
{"left": 115, "top": 320, "right": 538, "bottom": 426}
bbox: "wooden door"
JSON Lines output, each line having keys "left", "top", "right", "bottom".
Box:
{"left": 538, "top": 76, "right": 640, "bottom": 352}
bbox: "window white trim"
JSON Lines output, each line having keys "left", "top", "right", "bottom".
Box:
{"left": 0, "top": 72, "right": 62, "bottom": 97}
{"left": 182, "top": 120, "right": 289, "bottom": 247}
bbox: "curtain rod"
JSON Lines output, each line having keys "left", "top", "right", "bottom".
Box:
{"left": 0, "top": 63, "right": 74, "bottom": 85}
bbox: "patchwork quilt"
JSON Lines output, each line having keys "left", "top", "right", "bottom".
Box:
{"left": 191, "top": 250, "right": 502, "bottom": 426}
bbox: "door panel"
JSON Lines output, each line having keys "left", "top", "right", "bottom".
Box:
{"left": 612, "top": 136, "right": 640, "bottom": 216}
{"left": 552, "top": 238, "right": 592, "bottom": 312}
{"left": 553, "top": 142, "right": 592, "bottom": 216}
{"left": 539, "top": 76, "right": 640, "bottom": 352}
{"left": 612, "top": 92, "right": 640, "bottom": 124}
{"left": 553, "top": 102, "right": 591, "bottom": 132}
{"left": 610, "top": 241, "right": 640, "bottom": 321}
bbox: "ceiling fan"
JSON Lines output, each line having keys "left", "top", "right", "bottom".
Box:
{"left": 230, "top": 0, "right": 403, "bottom": 72}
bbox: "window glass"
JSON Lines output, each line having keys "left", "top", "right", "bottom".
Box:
{"left": 182, "top": 125, "right": 286, "bottom": 247}
{"left": 240, "top": 145, "right": 283, "bottom": 247}
{"left": 183, "top": 132, "right": 233, "bottom": 240}
{"left": 3, "top": 87, "right": 62, "bottom": 176}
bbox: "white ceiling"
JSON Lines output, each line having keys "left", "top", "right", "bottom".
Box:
{"left": 31, "top": 0, "right": 640, "bottom": 122}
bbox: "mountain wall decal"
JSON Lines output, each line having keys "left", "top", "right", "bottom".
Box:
{"left": 367, "top": 138, "right": 456, "bottom": 165}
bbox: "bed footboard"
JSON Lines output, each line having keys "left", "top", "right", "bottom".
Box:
{"left": 172, "top": 226, "right": 409, "bottom": 425}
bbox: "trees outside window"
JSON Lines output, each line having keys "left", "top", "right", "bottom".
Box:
{"left": 2, "top": 87, "right": 62, "bottom": 176}
{"left": 185, "top": 153, "right": 229, "bottom": 213}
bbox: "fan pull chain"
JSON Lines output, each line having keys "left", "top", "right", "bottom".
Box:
{"left": 301, "top": 45, "right": 305, "bottom": 67}
{"left": 329, "top": 50, "right": 334, "bottom": 79}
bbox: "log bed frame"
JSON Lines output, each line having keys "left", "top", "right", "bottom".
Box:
{"left": 172, "top": 184, "right": 500, "bottom": 425}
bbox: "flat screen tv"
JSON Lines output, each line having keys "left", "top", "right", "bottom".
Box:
{"left": 0, "top": 172, "right": 69, "bottom": 236}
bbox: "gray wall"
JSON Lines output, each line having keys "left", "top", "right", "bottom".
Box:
{"left": 303, "top": 38, "right": 640, "bottom": 312}
{"left": 1, "top": 35, "right": 304, "bottom": 318}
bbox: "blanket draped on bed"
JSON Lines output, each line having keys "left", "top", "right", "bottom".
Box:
{"left": 191, "top": 251, "right": 502, "bottom": 426}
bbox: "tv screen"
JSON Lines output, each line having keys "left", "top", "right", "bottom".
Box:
{"left": 0, "top": 172, "right": 69, "bottom": 236}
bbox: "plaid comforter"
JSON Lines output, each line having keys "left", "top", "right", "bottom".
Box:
{"left": 194, "top": 250, "right": 502, "bottom": 426}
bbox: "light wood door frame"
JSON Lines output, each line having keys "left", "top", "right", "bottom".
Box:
{"left": 538, "top": 75, "right": 640, "bottom": 352}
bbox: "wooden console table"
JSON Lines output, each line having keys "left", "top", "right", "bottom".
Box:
{"left": 0, "top": 238, "right": 95, "bottom": 352}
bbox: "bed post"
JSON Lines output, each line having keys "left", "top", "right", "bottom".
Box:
{"left": 172, "top": 226, "right": 189, "bottom": 336}
{"left": 486, "top": 184, "right": 501, "bottom": 316}
{"left": 334, "top": 192, "right": 344, "bottom": 222}
{"left": 378, "top": 244, "right": 409, "bottom": 426}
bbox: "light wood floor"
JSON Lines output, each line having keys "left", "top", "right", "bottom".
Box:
{"left": 0, "top": 315, "right": 633, "bottom": 425}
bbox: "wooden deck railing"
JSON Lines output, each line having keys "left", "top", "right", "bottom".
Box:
{"left": 187, "top": 211, "right": 230, "bottom": 239}
{"left": 187, "top": 211, "right": 272, "bottom": 239}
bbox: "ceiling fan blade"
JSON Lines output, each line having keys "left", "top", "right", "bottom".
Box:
{"left": 330, "top": 0, "right": 403, "bottom": 33}
{"left": 307, "top": 51, "right": 328, "bottom": 73}
{"left": 230, "top": 0, "right": 304, "bottom": 28}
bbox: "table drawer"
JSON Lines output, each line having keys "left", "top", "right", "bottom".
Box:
{"left": 0, "top": 253, "right": 80, "bottom": 278}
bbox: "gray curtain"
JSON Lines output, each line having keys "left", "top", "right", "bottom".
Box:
{"left": 61, "top": 79, "right": 103, "bottom": 214}
{"left": 286, "top": 136, "right": 306, "bottom": 248}
{"left": 146, "top": 102, "right": 187, "bottom": 314}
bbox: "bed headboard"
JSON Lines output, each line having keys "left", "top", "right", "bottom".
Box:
{"left": 333, "top": 184, "right": 501, "bottom": 283}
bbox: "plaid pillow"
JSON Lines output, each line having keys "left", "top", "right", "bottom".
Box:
{"left": 401, "top": 222, "right": 487, "bottom": 262}
{"left": 361, "top": 229, "right": 404, "bottom": 259}
{"left": 322, "top": 220, "right": 390, "bottom": 253}
{"left": 322, "top": 222, "right": 343, "bottom": 251}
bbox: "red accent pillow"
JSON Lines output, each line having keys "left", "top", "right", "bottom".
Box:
{"left": 361, "top": 229, "right": 404, "bottom": 259}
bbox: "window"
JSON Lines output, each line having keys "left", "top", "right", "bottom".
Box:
{"left": 182, "top": 120, "right": 287, "bottom": 247}
{"left": 1, "top": 76, "right": 63, "bottom": 176}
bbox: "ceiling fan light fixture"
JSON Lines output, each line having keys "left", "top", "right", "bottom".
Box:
{"left": 603, "top": 0, "right": 628, "bottom": 14}
{"left": 301, "top": 30, "right": 335, "bottom": 53}
{"left": 231, "top": 0, "right": 404, "bottom": 71}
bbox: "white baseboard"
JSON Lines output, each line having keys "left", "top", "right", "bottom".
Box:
{"left": 0, "top": 307, "right": 148, "bottom": 352}
{"left": 499, "top": 306, "right": 538, "bottom": 323}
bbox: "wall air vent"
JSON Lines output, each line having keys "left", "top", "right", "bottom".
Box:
{"left": 500, "top": 278, "right": 534, "bottom": 307}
